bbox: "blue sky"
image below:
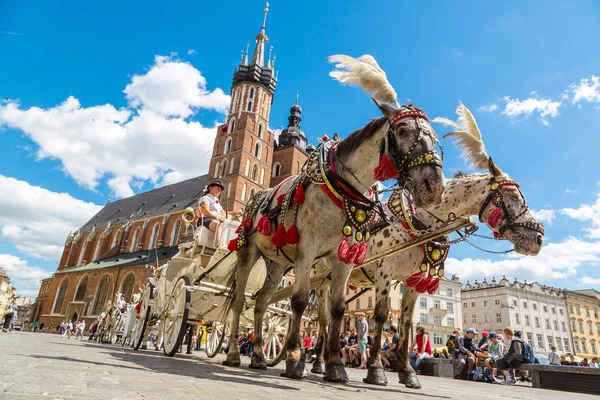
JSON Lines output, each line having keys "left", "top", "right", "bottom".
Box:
{"left": 1, "top": 0, "right": 600, "bottom": 299}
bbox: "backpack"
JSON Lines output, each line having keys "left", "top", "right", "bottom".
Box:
{"left": 446, "top": 335, "right": 456, "bottom": 354}
{"left": 521, "top": 341, "right": 535, "bottom": 363}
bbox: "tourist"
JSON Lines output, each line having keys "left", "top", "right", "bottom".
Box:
{"left": 446, "top": 329, "right": 461, "bottom": 359}
{"left": 339, "top": 334, "right": 348, "bottom": 362}
{"left": 2, "top": 301, "right": 18, "bottom": 333}
{"left": 455, "top": 327, "right": 477, "bottom": 380}
{"left": 483, "top": 332, "right": 505, "bottom": 382}
{"left": 441, "top": 349, "right": 449, "bottom": 359}
{"left": 76, "top": 320, "right": 86, "bottom": 340}
{"left": 198, "top": 180, "right": 226, "bottom": 246}
{"left": 560, "top": 355, "right": 569, "bottom": 365}
{"left": 581, "top": 358, "right": 591, "bottom": 367}
{"left": 356, "top": 312, "right": 369, "bottom": 369}
{"left": 306, "top": 331, "right": 318, "bottom": 362}
{"left": 569, "top": 355, "right": 580, "bottom": 366}
{"left": 380, "top": 325, "right": 399, "bottom": 370}
{"left": 495, "top": 326, "right": 525, "bottom": 385}
{"left": 548, "top": 346, "right": 560, "bottom": 365}
{"left": 344, "top": 328, "right": 358, "bottom": 367}
{"left": 478, "top": 331, "right": 490, "bottom": 349}
{"left": 409, "top": 326, "right": 432, "bottom": 374}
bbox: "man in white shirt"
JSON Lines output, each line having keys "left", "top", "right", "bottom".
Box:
{"left": 198, "top": 180, "right": 226, "bottom": 246}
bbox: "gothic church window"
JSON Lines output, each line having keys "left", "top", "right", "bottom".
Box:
{"left": 229, "top": 157, "right": 235, "bottom": 174}
{"left": 258, "top": 123, "right": 264, "bottom": 139}
{"left": 92, "top": 275, "right": 110, "bottom": 316}
{"left": 228, "top": 118, "right": 236, "bottom": 133}
{"left": 247, "top": 88, "right": 254, "bottom": 112}
{"left": 254, "top": 142, "right": 262, "bottom": 159}
{"left": 130, "top": 228, "right": 141, "bottom": 252}
{"left": 220, "top": 159, "right": 228, "bottom": 178}
{"left": 273, "top": 163, "right": 281, "bottom": 177}
{"left": 52, "top": 278, "right": 69, "bottom": 314}
{"left": 251, "top": 163, "right": 259, "bottom": 182}
{"left": 149, "top": 223, "right": 160, "bottom": 249}
{"left": 245, "top": 159, "right": 250, "bottom": 176}
{"left": 111, "top": 230, "right": 122, "bottom": 249}
{"left": 170, "top": 219, "right": 181, "bottom": 246}
{"left": 241, "top": 183, "right": 247, "bottom": 201}
{"left": 74, "top": 275, "right": 88, "bottom": 302}
{"left": 224, "top": 137, "right": 232, "bottom": 154}
{"left": 77, "top": 239, "right": 88, "bottom": 266}
{"left": 260, "top": 168, "right": 264, "bottom": 185}
{"left": 261, "top": 93, "right": 268, "bottom": 117}
{"left": 121, "top": 274, "right": 135, "bottom": 303}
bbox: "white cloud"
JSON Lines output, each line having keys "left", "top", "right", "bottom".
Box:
{"left": 570, "top": 75, "right": 600, "bottom": 105}
{"left": 560, "top": 194, "right": 600, "bottom": 239}
{"left": 446, "top": 237, "right": 600, "bottom": 283}
{"left": 0, "top": 55, "right": 230, "bottom": 198}
{"left": 0, "top": 175, "right": 102, "bottom": 260}
{"left": 187, "top": 49, "right": 196, "bottom": 56}
{"left": 531, "top": 209, "right": 556, "bottom": 225}
{"left": 478, "top": 103, "right": 498, "bottom": 113}
{"left": 580, "top": 276, "right": 600, "bottom": 285}
{"left": 0, "top": 254, "right": 52, "bottom": 298}
{"left": 565, "top": 188, "right": 580, "bottom": 194}
{"left": 501, "top": 95, "right": 561, "bottom": 124}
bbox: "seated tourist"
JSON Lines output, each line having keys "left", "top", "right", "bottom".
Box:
{"left": 198, "top": 180, "right": 226, "bottom": 246}
{"left": 409, "top": 326, "right": 432, "bottom": 374}
{"left": 495, "top": 326, "right": 525, "bottom": 385}
{"left": 455, "top": 328, "right": 478, "bottom": 380}
{"left": 380, "top": 325, "right": 399, "bottom": 370}
{"left": 483, "top": 332, "right": 505, "bottom": 382}
{"left": 548, "top": 346, "right": 561, "bottom": 365}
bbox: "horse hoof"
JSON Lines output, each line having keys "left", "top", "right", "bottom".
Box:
{"left": 222, "top": 358, "right": 241, "bottom": 367}
{"left": 399, "top": 371, "right": 421, "bottom": 389}
{"left": 280, "top": 360, "right": 309, "bottom": 379}
{"left": 323, "top": 364, "right": 349, "bottom": 383}
{"left": 310, "top": 361, "right": 326, "bottom": 374}
{"left": 249, "top": 359, "right": 267, "bottom": 370}
{"left": 363, "top": 365, "right": 388, "bottom": 386}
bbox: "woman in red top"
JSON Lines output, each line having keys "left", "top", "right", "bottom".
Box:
{"left": 303, "top": 334, "right": 312, "bottom": 361}
{"left": 409, "top": 326, "right": 432, "bottom": 373}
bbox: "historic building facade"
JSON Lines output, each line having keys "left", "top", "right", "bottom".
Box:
{"left": 565, "top": 289, "right": 600, "bottom": 358}
{"left": 33, "top": 6, "right": 313, "bottom": 329}
{"left": 343, "top": 275, "right": 463, "bottom": 345}
{"left": 461, "top": 277, "right": 572, "bottom": 356}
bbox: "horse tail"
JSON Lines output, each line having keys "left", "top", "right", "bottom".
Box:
{"left": 218, "top": 261, "right": 239, "bottom": 325}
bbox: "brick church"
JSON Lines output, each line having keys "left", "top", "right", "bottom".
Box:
{"left": 31, "top": 5, "right": 312, "bottom": 329}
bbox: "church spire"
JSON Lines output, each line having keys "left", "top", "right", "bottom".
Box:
{"left": 250, "top": 3, "right": 269, "bottom": 68}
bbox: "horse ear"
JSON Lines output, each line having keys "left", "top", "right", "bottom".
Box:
{"left": 332, "top": 133, "right": 340, "bottom": 141}
{"left": 488, "top": 157, "right": 503, "bottom": 176}
{"left": 372, "top": 97, "right": 397, "bottom": 118}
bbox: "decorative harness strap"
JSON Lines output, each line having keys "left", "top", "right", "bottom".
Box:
{"left": 478, "top": 178, "right": 544, "bottom": 238}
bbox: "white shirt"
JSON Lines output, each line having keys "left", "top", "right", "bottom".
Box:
{"left": 199, "top": 194, "right": 223, "bottom": 217}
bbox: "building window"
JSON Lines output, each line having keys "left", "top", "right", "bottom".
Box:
{"left": 463, "top": 315, "right": 467, "bottom": 324}
{"left": 515, "top": 313, "right": 520, "bottom": 324}
{"left": 130, "top": 228, "right": 141, "bottom": 252}
{"left": 247, "top": 100, "right": 253, "bottom": 112}
{"left": 585, "top": 307, "right": 590, "bottom": 317}
{"left": 545, "top": 319, "right": 551, "bottom": 330}
{"left": 433, "top": 333, "right": 443, "bottom": 345}
{"left": 249, "top": 187, "right": 256, "bottom": 199}
{"left": 553, "top": 320, "right": 558, "bottom": 330}
{"left": 564, "top": 338, "right": 570, "bottom": 352}
{"left": 588, "top": 321, "right": 593, "bottom": 334}
{"left": 591, "top": 341, "right": 597, "bottom": 355}
{"left": 576, "top": 304, "right": 580, "bottom": 315}
{"left": 249, "top": 87, "right": 254, "bottom": 99}
{"left": 525, "top": 315, "right": 530, "bottom": 326}
{"left": 111, "top": 230, "right": 122, "bottom": 249}
{"left": 447, "top": 317, "right": 455, "bottom": 328}
{"left": 220, "top": 159, "right": 228, "bottom": 178}
{"left": 260, "top": 168, "right": 265, "bottom": 185}
{"left": 433, "top": 315, "right": 442, "bottom": 325}
{"left": 596, "top": 323, "right": 600, "bottom": 336}
{"left": 232, "top": 89, "right": 239, "bottom": 112}
{"left": 434, "top": 300, "right": 441, "bottom": 309}
{"left": 561, "top": 321, "right": 566, "bottom": 332}
{"left": 512, "top": 299, "right": 517, "bottom": 306}
{"left": 535, "top": 317, "right": 540, "bottom": 328}
{"left": 568, "top": 303, "right": 574, "bottom": 313}
{"left": 463, "top": 302, "right": 467, "bottom": 308}
{"left": 447, "top": 302, "right": 453, "bottom": 313}
{"left": 170, "top": 219, "right": 181, "bottom": 246}
{"left": 483, "top": 300, "right": 488, "bottom": 307}
{"left": 559, "top": 308, "right": 564, "bottom": 316}
{"left": 484, "top": 314, "right": 490, "bottom": 323}
{"left": 77, "top": 240, "right": 88, "bottom": 266}
{"left": 536, "top": 334, "right": 543, "bottom": 350}
{"left": 495, "top": 299, "right": 500, "bottom": 306}
{"left": 533, "top": 303, "right": 537, "bottom": 311}
{"left": 574, "top": 339, "right": 580, "bottom": 352}
{"left": 543, "top": 305, "right": 547, "bottom": 313}
{"left": 527, "top": 333, "right": 533, "bottom": 346}
{"left": 523, "top": 301, "right": 528, "bottom": 309}
{"left": 251, "top": 163, "right": 259, "bottom": 182}
{"left": 272, "top": 163, "right": 281, "bottom": 177}
{"left": 92, "top": 236, "right": 103, "bottom": 261}
{"left": 229, "top": 158, "right": 235, "bottom": 175}
{"left": 368, "top": 297, "right": 372, "bottom": 308}
{"left": 496, "top": 313, "right": 502, "bottom": 322}
{"left": 224, "top": 137, "right": 232, "bottom": 154}
{"left": 258, "top": 122, "right": 264, "bottom": 139}
{"left": 578, "top": 321, "right": 584, "bottom": 332}
{"left": 420, "top": 298, "right": 427, "bottom": 309}
{"left": 214, "top": 161, "right": 220, "bottom": 178}
{"left": 399, "top": 283, "right": 404, "bottom": 293}
{"left": 446, "top": 288, "right": 452, "bottom": 297}
{"left": 245, "top": 159, "right": 250, "bottom": 176}
{"left": 149, "top": 223, "right": 160, "bottom": 249}
{"left": 120, "top": 274, "right": 135, "bottom": 303}
{"left": 471, "top": 301, "right": 475, "bottom": 308}
{"left": 571, "top": 320, "right": 577, "bottom": 332}
{"left": 556, "top": 338, "right": 563, "bottom": 351}
{"left": 241, "top": 183, "right": 247, "bottom": 201}
{"left": 420, "top": 313, "right": 428, "bottom": 324}
{"left": 228, "top": 118, "right": 235, "bottom": 133}
{"left": 551, "top": 307, "right": 556, "bottom": 314}
{"left": 260, "top": 93, "right": 268, "bottom": 117}
{"left": 92, "top": 275, "right": 110, "bottom": 316}
{"left": 52, "top": 278, "right": 69, "bottom": 314}
{"left": 254, "top": 142, "right": 262, "bottom": 159}
{"left": 472, "top": 314, "right": 477, "bottom": 323}
{"left": 547, "top": 336, "right": 554, "bottom": 349}
{"left": 74, "top": 275, "right": 88, "bottom": 302}
{"left": 594, "top": 309, "right": 599, "bottom": 319}
{"left": 582, "top": 340, "right": 588, "bottom": 354}
{"left": 356, "top": 299, "right": 360, "bottom": 309}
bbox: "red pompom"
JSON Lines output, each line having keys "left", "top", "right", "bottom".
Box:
{"left": 227, "top": 238, "right": 238, "bottom": 252}
{"left": 345, "top": 243, "right": 360, "bottom": 264}
{"left": 284, "top": 224, "right": 299, "bottom": 245}
{"left": 277, "top": 194, "right": 285, "bottom": 204}
{"left": 488, "top": 207, "right": 501, "bottom": 228}
{"left": 354, "top": 243, "right": 368, "bottom": 265}
{"left": 373, "top": 154, "right": 398, "bottom": 182}
{"left": 271, "top": 224, "right": 287, "bottom": 248}
{"left": 427, "top": 278, "right": 441, "bottom": 295}
{"left": 323, "top": 134, "right": 329, "bottom": 142}
{"left": 416, "top": 276, "right": 433, "bottom": 293}
{"left": 242, "top": 216, "right": 252, "bottom": 229}
{"left": 257, "top": 214, "right": 271, "bottom": 236}
{"left": 406, "top": 272, "right": 424, "bottom": 287}
{"left": 293, "top": 184, "right": 305, "bottom": 204}
{"left": 338, "top": 238, "right": 349, "bottom": 261}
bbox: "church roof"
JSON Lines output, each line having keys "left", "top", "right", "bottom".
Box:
{"left": 79, "top": 175, "right": 208, "bottom": 232}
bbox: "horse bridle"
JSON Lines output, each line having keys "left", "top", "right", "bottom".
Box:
{"left": 382, "top": 108, "right": 444, "bottom": 186}
{"left": 478, "top": 178, "right": 544, "bottom": 238}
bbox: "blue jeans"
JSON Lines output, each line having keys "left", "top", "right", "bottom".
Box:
{"left": 409, "top": 352, "right": 431, "bottom": 371}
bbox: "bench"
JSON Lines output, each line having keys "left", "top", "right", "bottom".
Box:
{"left": 518, "top": 364, "right": 600, "bottom": 395}
{"left": 419, "top": 358, "right": 454, "bottom": 378}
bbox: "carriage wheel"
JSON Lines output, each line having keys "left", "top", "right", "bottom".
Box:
{"left": 133, "top": 284, "right": 153, "bottom": 351}
{"left": 206, "top": 322, "right": 228, "bottom": 358}
{"left": 162, "top": 276, "right": 191, "bottom": 357}
{"left": 264, "top": 315, "right": 290, "bottom": 367}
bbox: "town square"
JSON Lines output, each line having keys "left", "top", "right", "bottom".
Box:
{"left": 1, "top": 1, "right": 600, "bottom": 399}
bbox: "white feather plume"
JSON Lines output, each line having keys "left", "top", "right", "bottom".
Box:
{"left": 432, "top": 102, "right": 489, "bottom": 170}
{"left": 328, "top": 54, "right": 399, "bottom": 107}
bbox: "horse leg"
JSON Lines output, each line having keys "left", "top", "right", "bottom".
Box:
{"left": 311, "top": 284, "right": 329, "bottom": 374}
{"left": 223, "top": 245, "right": 261, "bottom": 367}
{"left": 364, "top": 275, "right": 391, "bottom": 386}
{"left": 280, "top": 262, "right": 311, "bottom": 379}
{"left": 324, "top": 263, "right": 353, "bottom": 383}
{"left": 397, "top": 287, "right": 421, "bottom": 389}
{"left": 250, "top": 260, "right": 288, "bottom": 370}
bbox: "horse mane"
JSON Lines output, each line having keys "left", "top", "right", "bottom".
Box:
{"left": 433, "top": 102, "right": 489, "bottom": 170}
{"left": 452, "top": 170, "right": 469, "bottom": 179}
{"left": 335, "top": 116, "right": 388, "bottom": 159}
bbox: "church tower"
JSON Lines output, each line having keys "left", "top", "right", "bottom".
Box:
{"left": 271, "top": 95, "right": 312, "bottom": 187}
{"left": 208, "top": 4, "right": 278, "bottom": 213}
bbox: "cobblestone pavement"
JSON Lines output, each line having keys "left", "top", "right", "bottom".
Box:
{"left": 0, "top": 332, "right": 595, "bottom": 400}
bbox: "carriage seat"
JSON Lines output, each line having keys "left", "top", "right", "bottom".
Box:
{"left": 194, "top": 220, "right": 240, "bottom": 250}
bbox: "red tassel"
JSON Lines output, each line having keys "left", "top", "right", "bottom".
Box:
{"left": 488, "top": 207, "right": 501, "bottom": 228}
{"left": 345, "top": 243, "right": 360, "bottom": 264}
{"left": 373, "top": 154, "right": 398, "bottom": 182}
{"left": 348, "top": 285, "right": 357, "bottom": 291}
{"left": 235, "top": 224, "right": 242, "bottom": 234}
{"left": 227, "top": 238, "right": 238, "bottom": 252}
{"left": 263, "top": 218, "right": 272, "bottom": 236}
{"left": 427, "top": 278, "right": 441, "bottom": 295}
{"left": 416, "top": 276, "right": 433, "bottom": 293}
{"left": 271, "top": 224, "right": 287, "bottom": 247}
{"left": 284, "top": 224, "right": 299, "bottom": 245}
{"left": 406, "top": 272, "right": 424, "bottom": 287}
{"left": 355, "top": 243, "right": 368, "bottom": 265}
{"left": 293, "top": 185, "right": 305, "bottom": 204}
{"left": 257, "top": 215, "right": 270, "bottom": 236}
{"left": 493, "top": 231, "right": 500, "bottom": 239}
{"left": 135, "top": 301, "right": 142, "bottom": 313}
{"left": 242, "top": 216, "right": 251, "bottom": 229}
{"left": 277, "top": 194, "right": 285, "bottom": 204}
{"left": 338, "top": 238, "right": 349, "bottom": 261}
